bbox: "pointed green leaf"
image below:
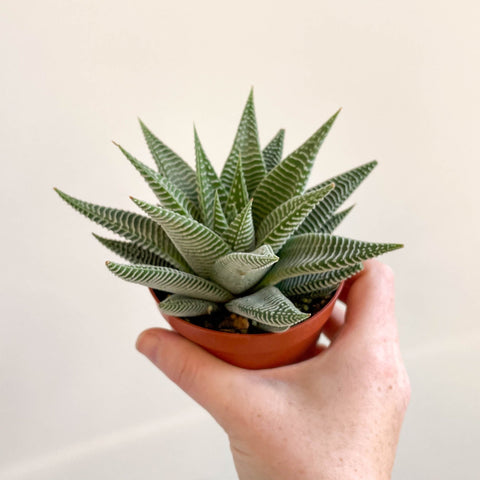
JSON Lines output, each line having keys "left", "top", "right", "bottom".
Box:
{"left": 220, "top": 89, "right": 266, "bottom": 195}
{"left": 297, "top": 161, "right": 377, "bottom": 234}
{"left": 223, "top": 200, "right": 255, "bottom": 252}
{"left": 226, "top": 286, "right": 310, "bottom": 332}
{"left": 260, "top": 233, "right": 403, "bottom": 286}
{"left": 318, "top": 205, "right": 355, "bottom": 234}
{"left": 194, "top": 127, "right": 228, "bottom": 228}
{"left": 115, "top": 143, "right": 200, "bottom": 219}
{"left": 252, "top": 110, "right": 340, "bottom": 225}
{"left": 55, "top": 188, "right": 191, "bottom": 272}
{"left": 139, "top": 119, "right": 198, "bottom": 205}
{"left": 224, "top": 155, "right": 249, "bottom": 221}
{"left": 277, "top": 263, "right": 363, "bottom": 296}
{"left": 262, "top": 129, "right": 285, "bottom": 172}
{"left": 131, "top": 197, "right": 232, "bottom": 278}
{"left": 256, "top": 183, "right": 335, "bottom": 253}
{"left": 211, "top": 245, "right": 279, "bottom": 294}
{"left": 93, "top": 234, "right": 173, "bottom": 267}
{"left": 158, "top": 295, "right": 220, "bottom": 317}
{"left": 213, "top": 190, "right": 229, "bottom": 236}
{"left": 106, "top": 262, "right": 233, "bottom": 302}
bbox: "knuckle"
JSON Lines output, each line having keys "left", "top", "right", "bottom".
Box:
{"left": 364, "top": 342, "right": 402, "bottom": 379}
{"left": 364, "top": 345, "right": 411, "bottom": 409}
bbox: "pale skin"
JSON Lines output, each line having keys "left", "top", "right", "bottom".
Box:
{"left": 136, "top": 260, "right": 411, "bottom": 480}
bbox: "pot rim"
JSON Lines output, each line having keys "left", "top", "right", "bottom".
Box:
{"left": 149, "top": 281, "right": 344, "bottom": 338}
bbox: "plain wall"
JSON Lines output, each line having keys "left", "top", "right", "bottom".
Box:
{"left": 1, "top": 1, "right": 479, "bottom": 478}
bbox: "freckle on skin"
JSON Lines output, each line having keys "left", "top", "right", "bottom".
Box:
{"left": 388, "top": 385, "right": 393, "bottom": 390}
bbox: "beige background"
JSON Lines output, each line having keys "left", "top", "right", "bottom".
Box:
{"left": 1, "top": 0, "right": 479, "bottom": 478}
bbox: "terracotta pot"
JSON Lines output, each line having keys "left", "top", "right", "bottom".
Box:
{"left": 149, "top": 283, "right": 343, "bottom": 370}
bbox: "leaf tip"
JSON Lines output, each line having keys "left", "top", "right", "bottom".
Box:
{"left": 129, "top": 195, "right": 141, "bottom": 206}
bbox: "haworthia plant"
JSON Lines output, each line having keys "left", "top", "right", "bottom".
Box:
{"left": 56, "top": 91, "right": 403, "bottom": 332}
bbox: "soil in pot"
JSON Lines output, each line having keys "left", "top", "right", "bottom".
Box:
{"left": 151, "top": 289, "right": 336, "bottom": 334}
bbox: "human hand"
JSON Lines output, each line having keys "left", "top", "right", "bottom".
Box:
{"left": 136, "top": 260, "right": 410, "bottom": 480}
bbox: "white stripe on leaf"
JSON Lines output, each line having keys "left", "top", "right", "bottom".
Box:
{"left": 277, "top": 263, "right": 363, "bottom": 296}
{"left": 223, "top": 200, "right": 255, "bottom": 252}
{"left": 93, "top": 234, "right": 174, "bottom": 267}
{"left": 262, "top": 129, "right": 285, "bottom": 172}
{"left": 297, "top": 161, "right": 377, "bottom": 234}
{"left": 131, "top": 197, "right": 232, "bottom": 278}
{"left": 158, "top": 295, "right": 220, "bottom": 317}
{"left": 139, "top": 119, "right": 198, "bottom": 206}
{"left": 194, "top": 127, "right": 228, "bottom": 228}
{"left": 212, "top": 190, "right": 229, "bottom": 236}
{"left": 220, "top": 89, "right": 266, "bottom": 195}
{"left": 54, "top": 188, "right": 190, "bottom": 272}
{"left": 256, "top": 183, "right": 335, "bottom": 253}
{"left": 211, "top": 245, "right": 279, "bottom": 294}
{"left": 252, "top": 110, "right": 340, "bottom": 226}
{"left": 226, "top": 286, "right": 309, "bottom": 331}
{"left": 224, "top": 155, "right": 249, "bottom": 222}
{"left": 115, "top": 143, "right": 200, "bottom": 219}
{"left": 260, "top": 233, "right": 402, "bottom": 286}
{"left": 106, "top": 262, "right": 233, "bottom": 302}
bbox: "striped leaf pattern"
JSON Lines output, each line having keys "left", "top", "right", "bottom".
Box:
{"left": 55, "top": 188, "right": 190, "bottom": 272}
{"left": 131, "top": 198, "right": 232, "bottom": 278}
{"left": 211, "top": 245, "right": 279, "bottom": 294}
{"left": 213, "top": 190, "right": 229, "bottom": 236}
{"left": 158, "top": 295, "right": 220, "bottom": 317}
{"left": 115, "top": 143, "right": 200, "bottom": 219}
{"left": 252, "top": 109, "right": 340, "bottom": 225}
{"left": 260, "top": 233, "right": 403, "bottom": 286}
{"left": 223, "top": 200, "right": 255, "bottom": 252}
{"left": 277, "top": 263, "right": 363, "bottom": 296}
{"left": 106, "top": 262, "right": 233, "bottom": 302}
{"left": 139, "top": 120, "right": 198, "bottom": 205}
{"left": 220, "top": 89, "right": 266, "bottom": 195}
{"left": 226, "top": 286, "right": 310, "bottom": 331}
{"left": 262, "top": 129, "right": 285, "bottom": 172}
{"left": 93, "top": 234, "right": 173, "bottom": 267}
{"left": 297, "top": 161, "right": 377, "bottom": 234}
{"left": 255, "top": 183, "right": 335, "bottom": 253}
{"left": 225, "top": 155, "right": 249, "bottom": 222}
{"left": 194, "top": 128, "right": 228, "bottom": 228}
{"left": 318, "top": 205, "right": 355, "bottom": 234}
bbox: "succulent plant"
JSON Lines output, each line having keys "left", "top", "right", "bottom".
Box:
{"left": 55, "top": 90, "right": 402, "bottom": 333}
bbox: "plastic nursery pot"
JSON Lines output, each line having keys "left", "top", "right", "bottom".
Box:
{"left": 149, "top": 283, "right": 343, "bottom": 370}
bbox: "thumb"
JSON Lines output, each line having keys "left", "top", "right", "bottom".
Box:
{"left": 136, "top": 328, "right": 242, "bottom": 421}
{"left": 333, "top": 259, "right": 398, "bottom": 349}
